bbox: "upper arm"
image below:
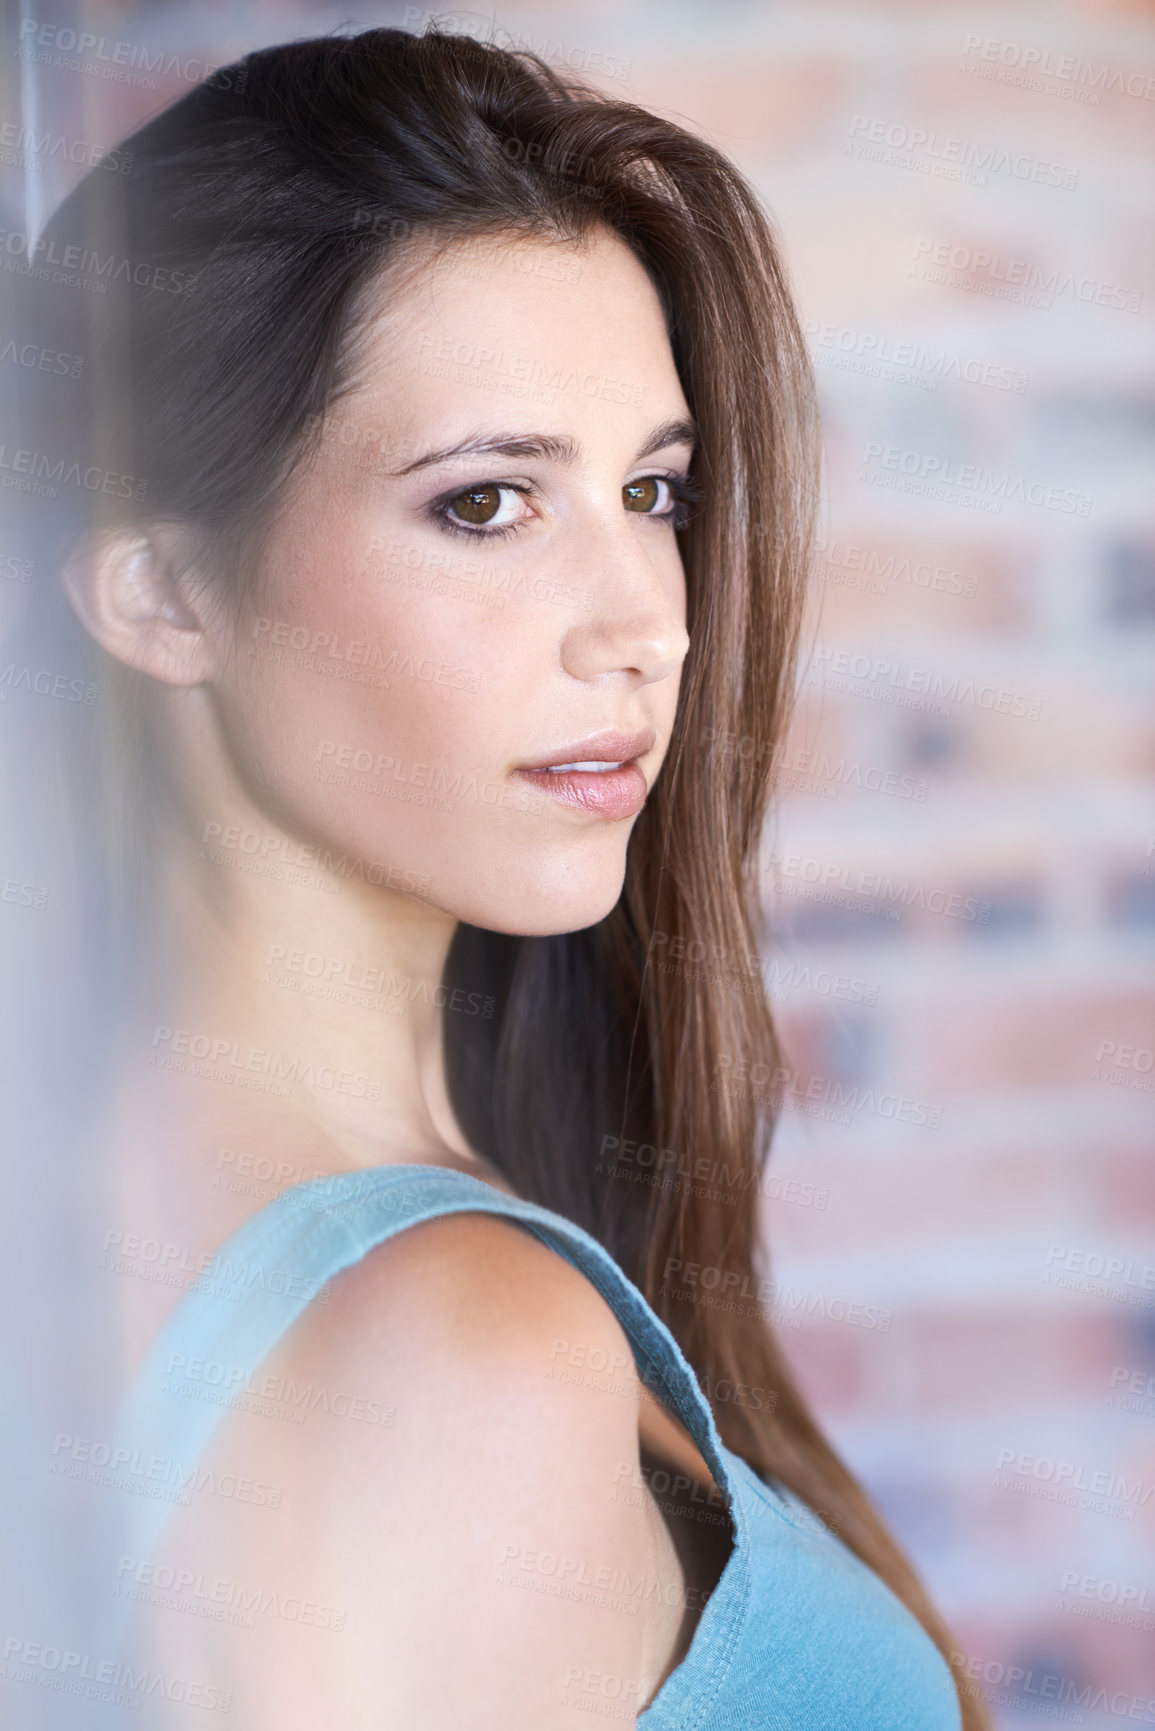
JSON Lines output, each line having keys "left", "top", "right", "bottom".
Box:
{"left": 131, "top": 1213, "right": 669, "bottom": 1730}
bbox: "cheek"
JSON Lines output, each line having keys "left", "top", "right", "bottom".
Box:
{"left": 218, "top": 527, "right": 551, "bottom": 881}
{"left": 234, "top": 570, "right": 500, "bottom": 790}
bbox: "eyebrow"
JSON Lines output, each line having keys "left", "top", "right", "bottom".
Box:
{"left": 393, "top": 416, "right": 699, "bottom": 475}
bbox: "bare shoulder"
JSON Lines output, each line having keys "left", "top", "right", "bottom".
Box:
{"left": 303, "top": 1206, "right": 641, "bottom": 1403}
{"left": 135, "top": 1209, "right": 671, "bottom": 1731}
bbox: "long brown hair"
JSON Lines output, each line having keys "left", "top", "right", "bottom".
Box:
{"left": 17, "top": 25, "right": 985, "bottom": 1725}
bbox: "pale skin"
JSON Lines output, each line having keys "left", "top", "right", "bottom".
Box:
{"left": 69, "top": 226, "right": 734, "bottom": 1726}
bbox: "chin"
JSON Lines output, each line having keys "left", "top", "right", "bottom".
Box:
{"left": 456, "top": 846, "right": 630, "bottom": 939}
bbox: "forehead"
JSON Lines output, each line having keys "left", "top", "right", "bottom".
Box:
{"left": 336, "top": 225, "right": 689, "bottom": 455}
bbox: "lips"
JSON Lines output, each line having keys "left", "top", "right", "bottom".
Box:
{"left": 517, "top": 729, "right": 656, "bottom": 774}
{"left": 513, "top": 729, "right": 655, "bottom": 820}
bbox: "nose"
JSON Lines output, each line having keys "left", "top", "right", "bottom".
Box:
{"left": 558, "top": 516, "right": 690, "bottom": 687}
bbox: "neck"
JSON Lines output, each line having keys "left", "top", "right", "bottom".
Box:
{"left": 136, "top": 789, "right": 473, "bottom": 1180}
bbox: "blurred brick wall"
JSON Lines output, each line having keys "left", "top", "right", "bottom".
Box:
{"left": 618, "top": 9, "right": 1155, "bottom": 1721}
{"left": 5, "top": 2, "right": 1152, "bottom": 1724}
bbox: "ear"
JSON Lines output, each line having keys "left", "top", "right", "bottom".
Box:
{"left": 61, "top": 525, "right": 222, "bottom": 687}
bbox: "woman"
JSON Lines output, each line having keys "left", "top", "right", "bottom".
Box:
{"left": 8, "top": 25, "right": 986, "bottom": 1729}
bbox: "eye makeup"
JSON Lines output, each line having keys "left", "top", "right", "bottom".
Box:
{"left": 426, "top": 470, "right": 704, "bottom": 542}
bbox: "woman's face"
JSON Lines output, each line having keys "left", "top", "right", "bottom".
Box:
{"left": 210, "top": 224, "right": 694, "bottom": 935}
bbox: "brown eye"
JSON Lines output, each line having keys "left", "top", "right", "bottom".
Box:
{"left": 449, "top": 484, "right": 503, "bottom": 524}
{"left": 623, "top": 477, "right": 661, "bottom": 513}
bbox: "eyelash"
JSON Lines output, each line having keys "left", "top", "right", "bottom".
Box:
{"left": 428, "top": 472, "right": 705, "bottom": 542}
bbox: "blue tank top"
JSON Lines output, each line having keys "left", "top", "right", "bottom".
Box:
{"left": 114, "top": 1163, "right": 962, "bottom": 1729}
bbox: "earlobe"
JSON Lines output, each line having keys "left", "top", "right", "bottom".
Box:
{"left": 61, "top": 526, "right": 219, "bottom": 687}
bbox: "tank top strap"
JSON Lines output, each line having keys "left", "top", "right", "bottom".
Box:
{"left": 115, "top": 1163, "right": 737, "bottom": 1561}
